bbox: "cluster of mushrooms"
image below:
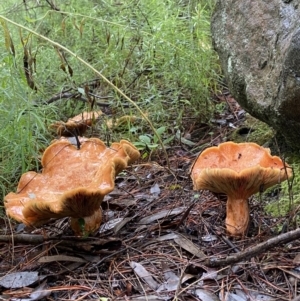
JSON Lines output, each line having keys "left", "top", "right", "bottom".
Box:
{"left": 4, "top": 112, "right": 140, "bottom": 236}
{"left": 4, "top": 112, "right": 292, "bottom": 237}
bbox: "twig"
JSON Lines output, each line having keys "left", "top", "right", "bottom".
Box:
{"left": 204, "top": 227, "right": 300, "bottom": 267}
{"left": 0, "top": 234, "right": 46, "bottom": 244}
{"left": 205, "top": 223, "right": 241, "bottom": 253}
{"left": 0, "top": 234, "right": 120, "bottom": 248}
{"left": 45, "top": 0, "right": 60, "bottom": 11}
{"left": 175, "top": 201, "right": 196, "bottom": 230}
{"left": 45, "top": 91, "right": 112, "bottom": 107}
{"left": 220, "top": 235, "right": 241, "bottom": 253}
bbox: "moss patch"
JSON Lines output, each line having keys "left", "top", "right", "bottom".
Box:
{"left": 230, "top": 114, "right": 274, "bottom": 145}
{"left": 264, "top": 156, "right": 300, "bottom": 217}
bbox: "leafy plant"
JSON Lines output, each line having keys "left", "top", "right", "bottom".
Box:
{"left": 134, "top": 126, "right": 174, "bottom": 157}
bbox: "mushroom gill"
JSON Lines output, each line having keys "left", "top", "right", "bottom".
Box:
{"left": 191, "top": 141, "right": 292, "bottom": 236}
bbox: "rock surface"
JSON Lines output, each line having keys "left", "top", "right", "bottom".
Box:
{"left": 211, "top": 0, "right": 300, "bottom": 149}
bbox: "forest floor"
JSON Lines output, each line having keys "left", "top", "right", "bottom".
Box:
{"left": 0, "top": 93, "right": 299, "bottom": 301}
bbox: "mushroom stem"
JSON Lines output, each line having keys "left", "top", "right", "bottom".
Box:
{"left": 225, "top": 197, "right": 249, "bottom": 236}
{"left": 70, "top": 208, "right": 102, "bottom": 236}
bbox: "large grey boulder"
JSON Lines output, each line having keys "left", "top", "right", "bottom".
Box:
{"left": 211, "top": 0, "right": 300, "bottom": 150}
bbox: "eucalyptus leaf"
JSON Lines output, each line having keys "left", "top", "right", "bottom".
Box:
{"left": 0, "top": 272, "right": 43, "bottom": 289}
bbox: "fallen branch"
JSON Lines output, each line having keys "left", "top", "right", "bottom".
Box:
{"left": 0, "top": 234, "right": 121, "bottom": 251}
{"left": 204, "top": 227, "right": 300, "bottom": 267}
{"left": 1, "top": 234, "right": 46, "bottom": 244}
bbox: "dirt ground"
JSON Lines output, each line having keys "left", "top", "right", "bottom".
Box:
{"left": 0, "top": 93, "right": 299, "bottom": 301}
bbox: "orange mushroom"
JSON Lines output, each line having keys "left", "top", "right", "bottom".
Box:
{"left": 191, "top": 142, "right": 292, "bottom": 236}
{"left": 4, "top": 137, "right": 140, "bottom": 236}
{"left": 50, "top": 110, "right": 102, "bottom": 136}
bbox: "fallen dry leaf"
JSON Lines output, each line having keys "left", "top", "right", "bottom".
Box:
{"left": 38, "top": 255, "right": 87, "bottom": 263}
{"left": 0, "top": 272, "right": 45, "bottom": 289}
{"left": 138, "top": 207, "right": 187, "bottom": 224}
{"left": 156, "top": 270, "right": 179, "bottom": 292}
{"left": 195, "top": 289, "right": 219, "bottom": 301}
{"left": 174, "top": 234, "right": 206, "bottom": 259}
{"left": 130, "top": 261, "right": 159, "bottom": 290}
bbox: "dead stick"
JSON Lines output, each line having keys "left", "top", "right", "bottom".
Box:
{"left": 0, "top": 234, "right": 90, "bottom": 244}
{"left": 0, "top": 234, "right": 45, "bottom": 244}
{"left": 204, "top": 227, "right": 300, "bottom": 268}
{"left": 45, "top": 92, "right": 111, "bottom": 107}
{"left": 0, "top": 234, "right": 119, "bottom": 247}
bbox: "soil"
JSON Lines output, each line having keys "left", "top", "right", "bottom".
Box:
{"left": 0, "top": 91, "right": 299, "bottom": 301}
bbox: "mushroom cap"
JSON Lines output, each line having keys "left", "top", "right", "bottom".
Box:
{"left": 4, "top": 137, "right": 140, "bottom": 228}
{"left": 191, "top": 142, "right": 292, "bottom": 199}
{"left": 50, "top": 110, "right": 102, "bottom": 136}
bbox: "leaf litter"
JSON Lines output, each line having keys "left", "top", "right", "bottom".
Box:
{"left": 0, "top": 92, "right": 300, "bottom": 300}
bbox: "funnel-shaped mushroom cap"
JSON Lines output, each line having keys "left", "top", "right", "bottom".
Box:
{"left": 4, "top": 137, "right": 140, "bottom": 231}
{"left": 51, "top": 111, "right": 102, "bottom": 136}
{"left": 192, "top": 142, "right": 292, "bottom": 198}
{"left": 191, "top": 142, "right": 292, "bottom": 236}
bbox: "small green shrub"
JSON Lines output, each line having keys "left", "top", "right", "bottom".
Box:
{"left": 134, "top": 125, "right": 174, "bottom": 158}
